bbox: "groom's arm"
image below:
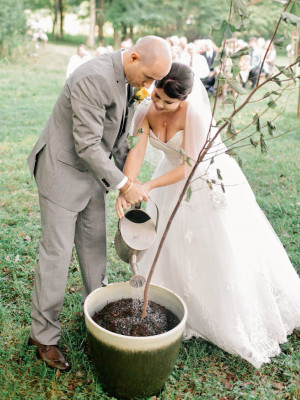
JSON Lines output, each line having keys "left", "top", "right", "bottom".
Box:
{"left": 70, "top": 76, "right": 126, "bottom": 191}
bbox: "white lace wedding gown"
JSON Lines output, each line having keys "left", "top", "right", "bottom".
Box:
{"left": 138, "top": 129, "right": 300, "bottom": 369}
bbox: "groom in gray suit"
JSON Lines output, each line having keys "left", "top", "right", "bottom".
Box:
{"left": 27, "top": 36, "right": 172, "bottom": 370}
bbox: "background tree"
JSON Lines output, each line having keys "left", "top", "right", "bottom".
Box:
{"left": 87, "top": 0, "right": 96, "bottom": 46}
{"left": 0, "top": 0, "right": 27, "bottom": 58}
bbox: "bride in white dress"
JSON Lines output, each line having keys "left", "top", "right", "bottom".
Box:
{"left": 115, "top": 63, "right": 300, "bottom": 368}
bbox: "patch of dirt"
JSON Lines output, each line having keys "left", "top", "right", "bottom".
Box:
{"left": 92, "top": 298, "right": 180, "bottom": 337}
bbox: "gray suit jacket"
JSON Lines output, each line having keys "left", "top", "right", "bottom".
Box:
{"left": 27, "top": 51, "right": 134, "bottom": 212}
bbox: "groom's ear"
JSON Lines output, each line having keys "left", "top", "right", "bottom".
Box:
{"left": 130, "top": 52, "right": 140, "bottom": 64}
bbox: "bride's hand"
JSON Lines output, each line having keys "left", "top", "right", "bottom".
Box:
{"left": 115, "top": 194, "right": 130, "bottom": 219}
{"left": 142, "top": 181, "right": 152, "bottom": 194}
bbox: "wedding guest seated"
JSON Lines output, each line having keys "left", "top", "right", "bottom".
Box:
{"left": 66, "top": 44, "right": 91, "bottom": 79}
{"left": 236, "top": 50, "right": 251, "bottom": 88}
{"left": 263, "top": 40, "right": 276, "bottom": 76}
{"left": 95, "top": 46, "right": 107, "bottom": 57}
{"left": 120, "top": 38, "right": 133, "bottom": 49}
{"left": 178, "top": 36, "right": 188, "bottom": 61}
{"left": 201, "top": 39, "right": 217, "bottom": 92}
{"left": 248, "top": 37, "right": 264, "bottom": 88}
{"left": 186, "top": 42, "right": 210, "bottom": 79}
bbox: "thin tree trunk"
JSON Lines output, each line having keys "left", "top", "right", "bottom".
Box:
{"left": 97, "top": 0, "right": 104, "bottom": 44}
{"left": 52, "top": 0, "right": 58, "bottom": 35}
{"left": 59, "top": 0, "right": 64, "bottom": 39}
{"left": 113, "top": 26, "right": 119, "bottom": 47}
{"left": 88, "top": 0, "right": 96, "bottom": 47}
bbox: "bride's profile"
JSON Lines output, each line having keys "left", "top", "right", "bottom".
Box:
{"left": 115, "top": 62, "right": 300, "bottom": 368}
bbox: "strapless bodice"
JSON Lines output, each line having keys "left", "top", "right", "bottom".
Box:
{"left": 149, "top": 130, "right": 183, "bottom": 166}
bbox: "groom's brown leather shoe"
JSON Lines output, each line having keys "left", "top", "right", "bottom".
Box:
{"left": 28, "top": 337, "right": 70, "bottom": 371}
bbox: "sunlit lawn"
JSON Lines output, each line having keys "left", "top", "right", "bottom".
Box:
{"left": 0, "top": 43, "right": 299, "bottom": 399}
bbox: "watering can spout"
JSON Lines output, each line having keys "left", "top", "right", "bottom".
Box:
{"left": 129, "top": 252, "right": 146, "bottom": 288}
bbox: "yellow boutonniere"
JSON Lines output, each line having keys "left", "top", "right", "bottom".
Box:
{"left": 128, "top": 87, "right": 150, "bottom": 106}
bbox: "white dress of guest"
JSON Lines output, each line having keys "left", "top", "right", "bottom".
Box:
{"left": 181, "top": 43, "right": 210, "bottom": 79}
{"left": 66, "top": 45, "right": 92, "bottom": 79}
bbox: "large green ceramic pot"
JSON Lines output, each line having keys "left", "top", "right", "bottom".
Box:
{"left": 84, "top": 282, "right": 187, "bottom": 399}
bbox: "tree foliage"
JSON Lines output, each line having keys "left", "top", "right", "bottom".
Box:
{"left": 3, "top": 0, "right": 299, "bottom": 50}
{"left": 0, "top": 0, "right": 27, "bottom": 57}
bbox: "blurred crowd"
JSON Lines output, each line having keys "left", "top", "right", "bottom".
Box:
{"left": 166, "top": 35, "right": 277, "bottom": 92}
{"left": 66, "top": 35, "right": 277, "bottom": 93}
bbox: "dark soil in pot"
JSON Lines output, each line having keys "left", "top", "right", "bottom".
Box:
{"left": 92, "top": 298, "right": 180, "bottom": 336}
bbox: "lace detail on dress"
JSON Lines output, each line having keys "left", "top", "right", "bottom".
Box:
{"left": 182, "top": 260, "right": 195, "bottom": 304}
{"left": 209, "top": 188, "right": 227, "bottom": 209}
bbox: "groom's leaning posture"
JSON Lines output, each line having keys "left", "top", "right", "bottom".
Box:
{"left": 27, "top": 36, "right": 172, "bottom": 371}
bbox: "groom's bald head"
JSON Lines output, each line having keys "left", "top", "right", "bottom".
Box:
{"left": 123, "top": 36, "right": 172, "bottom": 88}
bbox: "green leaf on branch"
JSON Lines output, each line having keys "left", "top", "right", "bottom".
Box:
{"left": 185, "top": 156, "right": 192, "bottom": 167}
{"left": 206, "top": 180, "right": 213, "bottom": 190}
{"left": 221, "top": 183, "right": 226, "bottom": 193}
{"left": 226, "top": 149, "right": 237, "bottom": 157}
{"left": 260, "top": 134, "right": 267, "bottom": 154}
{"left": 216, "top": 119, "right": 226, "bottom": 126}
{"left": 227, "top": 78, "right": 248, "bottom": 95}
{"left": 281, "top": 11, "right": 300, "bottom": 26}
{"left": 210, "top": 157, "right": 215, "bottom": 164}
{"left": 230, "top": 46, "right": 250, "bottom": 60}
{"left": 267, "top": 121, "right": 276, "bottom": 136}
{"left": 179, "top": 148, "right": 192, "bottom": 167}
{"left": 273, "top": 76, "right": 282, "bottom": 86}
{"left": 215, "top": 76, "right": 227, "bottom": 89}
{"left": 224, "top": 96, "right": 237, "bottom": 105}
{"left": 185, "top": 186, "right": 192, "bottom": 202}
{"left": 217, "top": 168, "right": 223, "bottom": 180}
{"left": 232, "top": 65, "right": 240, "bottom": 79}
{"left": 267, "top": 97, "right": 277, "bottom": 109}
{"left": 276, "top": 65, "right": 296, "bottom": 81}
{"left": 212, "top": 48, "right": 227, "bottom": 68}
{"left": 211, "top": 20, "right": 235, "bottom": 47}
{"left": 273, "top": 37, "right": 285, "bottom": 49}
{"left": 226, "top": 118, "right": 237, "bottom": 140}
{"left": 233, "top": 0, "right": 248, "bottom": 18}
{"left": 128, "top": 136, "right": 140, "bottom": 149}
{"left": 253, "top": 113, "right": 262, "bottom": 133}
{"left": 238, "top": 156, "right": 243, "bottom": 168}
{"left": 263, "top": 91, "right": 272, "bottom": 99}
{"left": 250, "top": 138, "right": 259, "bottom": 148}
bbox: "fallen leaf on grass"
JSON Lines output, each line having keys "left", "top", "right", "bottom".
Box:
{"left": 220, "top": 378, "right": 233, "bottom": 390}
{"left": 272, "top": 381, "right": 285, "bottom": 390}
{"left": 293, "top": 329, "right": 300, "bottom": 339}
{"left": 226, "top": 372, "right": 238, "bottom": 382}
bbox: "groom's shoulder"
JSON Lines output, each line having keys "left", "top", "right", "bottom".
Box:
{"left": 74, "top": 53, "right": 115, "bottom": 80}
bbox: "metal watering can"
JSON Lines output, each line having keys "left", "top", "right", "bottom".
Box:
{"left": 114, "top": 200, "right": 159, "bottom": 288}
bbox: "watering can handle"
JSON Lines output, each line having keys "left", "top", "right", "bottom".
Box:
{"left": 131, "top": 199, "right": 159, "bottom": 232}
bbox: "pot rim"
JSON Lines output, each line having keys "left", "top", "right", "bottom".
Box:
{"left": 84, "top": 282, "right": 188, "bottom": 341}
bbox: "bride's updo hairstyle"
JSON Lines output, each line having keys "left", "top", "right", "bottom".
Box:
{"left": 155, "top": 62, "right": 194, "bottom": 101}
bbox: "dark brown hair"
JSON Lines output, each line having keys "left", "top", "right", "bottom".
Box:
{"left": 155, "top": 62, "right": 194, "bottom": 100}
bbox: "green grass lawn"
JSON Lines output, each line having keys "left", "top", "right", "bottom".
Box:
{"left": 0, "top": 43, "right": 299, "bottom": 399}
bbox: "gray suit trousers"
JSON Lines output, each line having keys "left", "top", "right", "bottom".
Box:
{"left": 30, "top": 186, "right": 107, "bottom": 345}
